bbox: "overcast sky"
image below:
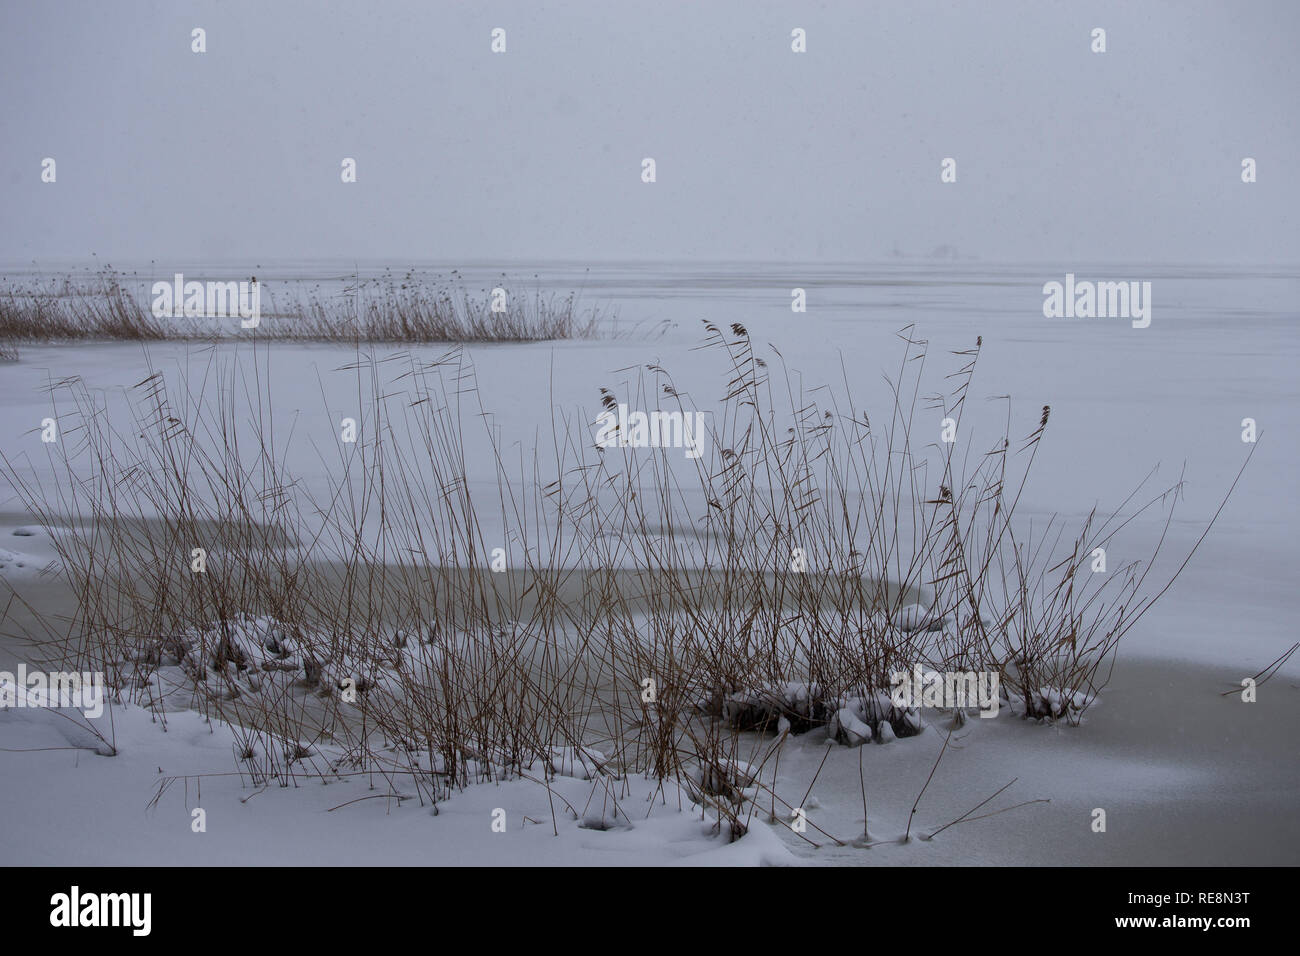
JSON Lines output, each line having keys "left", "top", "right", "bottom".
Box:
{"left": 2, "top": 0, "right": 1296, "bottom": 266}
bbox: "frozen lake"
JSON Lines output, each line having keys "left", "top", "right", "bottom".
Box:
{"left": 2, "top": 259, "right": 1297, "bottom": 866}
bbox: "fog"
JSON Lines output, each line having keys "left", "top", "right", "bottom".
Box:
{"left": 2, "top": 0, "right": 1296, "bottom": 265}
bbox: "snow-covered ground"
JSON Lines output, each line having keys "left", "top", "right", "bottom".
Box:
{"left": 2, "top": 261, "right": 1297, "bottom": 865}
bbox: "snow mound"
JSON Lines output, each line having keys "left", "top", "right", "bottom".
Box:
{"left": 720, "top": 680, "right": 925, "bottom": 745}
{"left": 0, "top": 547, "right": 31, "bottom": 571}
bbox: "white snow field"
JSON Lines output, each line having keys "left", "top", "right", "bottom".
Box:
{"left": 1, "top": 261, "right": 1297, "bottom": 866}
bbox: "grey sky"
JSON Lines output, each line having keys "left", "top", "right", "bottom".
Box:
{"left": 2, "top": 0, "right": 1296, "bottom": 265}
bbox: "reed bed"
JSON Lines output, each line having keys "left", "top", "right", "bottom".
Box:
{"left": 1, "top": 324, "right": 1230, "bottom": 839}
{"left": 0, "top": 267, "right": 604, "bottom": 343}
